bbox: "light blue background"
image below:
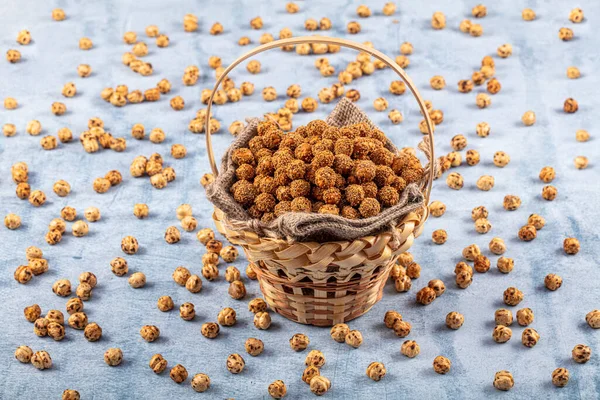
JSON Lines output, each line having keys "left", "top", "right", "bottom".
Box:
{"left": 0, "top": 1, "right": 598, "bottom": 399}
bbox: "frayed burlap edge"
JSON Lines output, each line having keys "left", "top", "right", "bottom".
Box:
{"left": 206, "top": 98, "right": 432, "bottom": 243}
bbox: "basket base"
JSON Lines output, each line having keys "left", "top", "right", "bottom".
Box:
{"left": 250, "top": 260, "right": 392, "bottom": 327}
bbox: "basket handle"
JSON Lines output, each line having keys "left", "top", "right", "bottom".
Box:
{"left": 205, "top": 36, "right": 435, "bottom": 204}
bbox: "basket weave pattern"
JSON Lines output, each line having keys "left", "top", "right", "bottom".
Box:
{"left": 214, "top": 208, "right": 427, "bottom": 326}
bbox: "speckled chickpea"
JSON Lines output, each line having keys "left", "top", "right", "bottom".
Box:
{"left": 68, "top": 312, "right": 88, "bottom": 329}
{"left": 487, "top": 238, "right": 505, "bottom": 256}
{"left": 552, "top": 368, "right": 569, "bottom": 388}
{"left": 492, "top": 325, "right": 512, "bottom": 343}
{"left": 186, "top": 275, "right": 202, "bottom": 293}
{"left": 400, "top": 340, "right": 420, "bottom": 358}
{"left": 574, "top": 156, "right": 588, "bottom": 169}
{"left": 287, "top": 333, "right": 309, "bottom": 351}
{"left": 31, "top": 351, "right": 53, "bottom": 370}
{"left": 345, "top": 330, "right": 363, "bottom": 348}
{"left": 226, "top": 353, "right": 245, "bottom": 374}
{"left": 164, "top": 226, "right": 180, "bottom": 244}
{"left": 229, "top": 280, "right": 246, "bottom": 300}
{"left": 428, "top": 201, "right": 446, "bottom": 217}
{"left": 544, "top": 273, "right": 562, "bottom": 291}
{"left": 475, "top": 122, "right": 490, "bottom": 137}
{"left": 177, "top": 302, "right": 194, "bottom": 321}
{"left": 202, "top": 252, "right": 219, "bottom": 266}
{"left": 128, "top": 272, "right": 146, "bottom": 288}
{"left": 446, "top": 312, "right": 464, "bottom": 329}
{"left": 200, "top": 322, "right": 220, "bottom": 339}
{"left": 558, "top": 27, "right": 574, "bottom": 41}
{"left": 431, "top": 229, "right": 447, "bottom": 245}
{"left": 154, "top": 296, "right": 174, "bottom": 313}
{"left": 170, "top": 364, "right": 189, "bottom": 383}
{"left": 433, "top": 356, "right": 451, "bottom": 374}
{"left": 65, "top": 298, "right": 83, "bottom": 316}
{"left": 521, "top": 327, "right": 540, "bottom": 348}
{"left": 572, "top": 344, "right": 591, "bottom": 363}
{"left": 28, "top": 190, "right": 46, "bottom": 207}
{"left": 493, "top": 371, "right": 514, "bottom": 391}
{"left": 563, "top": 237, "right": 580, "bottom": 255}
{"left": 503, "top": 195, "right": 521, "bottom": 211}
{"left": 541, "top": 185, "right": 557, "bottom": 201}
{"left": 4, "top": 213, "right": 21, "bottom": 230}
{"left": 503, "top": 287, "right": 524, "bottom": 306}
{"left": 446, "top": 172, "right": 463, "bottom": 190}
{"left": 254, "top": 311, "right": 271, "bottom": 330}
{"left": 495, "top": 309, "right": 513, "bottom": 326}
{"left": 305, "top": 350, "right": 326, "bottom": 368}
{"left": 516, "top": 308, "right": 534, "bottom": 326}
{"left": 15, "top": 346, "right": 33, "bottom": 363}
{"left": 585, "top": 310, "right": 600, "bottom": 329}
{"left": 140, "top": 325, "right": 160, "bottom": 342}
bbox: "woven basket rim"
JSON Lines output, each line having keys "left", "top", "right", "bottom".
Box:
{"left": 214, "top": 206, "right": 428, "bottom": 248}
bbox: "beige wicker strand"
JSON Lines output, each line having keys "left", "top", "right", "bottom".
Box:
{"left": 206, "top": 37, "right": 433, "bottom": 326}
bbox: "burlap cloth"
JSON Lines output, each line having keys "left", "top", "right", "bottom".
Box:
{"left": 206, "top": 98, "right": 433, "bottom": 243}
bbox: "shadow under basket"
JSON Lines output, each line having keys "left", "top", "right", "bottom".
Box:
{"left": 213, "top": 207, "right": 427, "bottom": 326}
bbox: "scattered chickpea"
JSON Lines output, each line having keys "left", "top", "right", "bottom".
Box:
{"left": 6, "top": 49, "right": 21, "bottom": 63}
{"left": 4, "top": 97, "right": 18, "bottom": 110}
{"left": 431, "top": 229, "right": 447, "bottom": 244}
{"left": 567, "top": 66, "right": 580, "bottom": 79}
{"left": 362, "top": 362, "right": 386, "bottom": 383}
{"left": 79, "top": 37, "right": 93, "bottom": 50}
{"left": 31, "top": 351, "right": 53, "bottom": 370}
{"left": 68, "top": 312, "right": 88, "bottom": 329}
{"left": 388, "top": 109, "right": 403, "bottom": 124}
{"left": 400, "top": 340, "right": 420, "bottom": 358}
{"left": 492, "top": 325, "right": 512, "bottom": 343}
{"left": 494, "top": 371, "right": 514, "bottom": 391}
{"left": 140, "top": 325, "right": 160, "bottom": 342}
{"left": 226, "top": 354, "right": 245, "bottom": 374}
{"left": 559, "top": 27, "right": 574, "bottom": 41}
{"left": 446, "top": 172, "right": 464, "bottom": 190}
{"left": 574, "top": 156, "right": 588, "bottom": 169}
{"left": 541, "top": 185, "right": 557, "bottom": 201}
{"left": 428, "top": 75, "right": 445, "bottom": 90}
{"left": 128, "top": 272, "right": 146, "bottom": 288}
{"left": 516, "top": 308, "right": 534, "bottom": 326}
{"left": 446, "top": 312, "right": 464, "bottom": 329}
{"left": 345, "top": 330, "right": 363, "bottom": 348}
{"left": 170, "top": 364, "right": 188, "bottom": 383}
{"left": 518, "top": 225, "right": 537, "bottom": 241}
{"left": 522, "top": 8, "right": 536, "bottom": 21}
{"left": 431, "top": 12, "right": 446, "bottom": 30}
{"left": 16, "top": 30, "right": 32, "bottom": 45}
{"left": 497, "top": 44, "right": 513, "bottom": 58}
{"left": 254, "top": 311, "right": 272, "bottom": 330}
{"left": 201, "top": 322, "right": 220, "bottom": 339}
{"left": 433, "top": 356, "right": 451, "bottom": 374}
{"left": 552, "top": 368, "right": 570, "bottom": 388}
{"left": 503, "top": 287, "right": 524, "bottom": 306}
{"left": 575, "top": 130, "right": 590, "bottom": 142}
{"left": 572, "top": 344, "right": 591, "bottom": 363}
{"left": 585, "top": 310, "right": 600, "bottom": 329}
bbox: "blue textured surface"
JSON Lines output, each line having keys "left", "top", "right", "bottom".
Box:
{"left": 1, "top": 1, "right": 599, "bottom": 399}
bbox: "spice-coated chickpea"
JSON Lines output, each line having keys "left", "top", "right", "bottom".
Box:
{"left": 170, "top": 364, "right": 188, "bottom": 383}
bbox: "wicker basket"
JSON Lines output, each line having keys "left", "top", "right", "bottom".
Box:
{"left": 205, "top": 37, "right": 435, "bottom": 326}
